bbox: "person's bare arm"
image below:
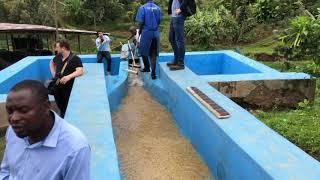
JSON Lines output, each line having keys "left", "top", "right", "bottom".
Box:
{"left": 49, "top": 59, "right": 56, "bottom": 78}
{"left": 60, "top": 67, "right": 84, "bottom": 84}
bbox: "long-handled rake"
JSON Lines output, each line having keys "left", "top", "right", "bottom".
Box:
{"left": 122, "top": 41, "right": 139, "bottom": 74}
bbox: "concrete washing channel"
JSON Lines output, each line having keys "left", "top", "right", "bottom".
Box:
{"left": 0, "top": 50, "right": 319, "bottom": 179}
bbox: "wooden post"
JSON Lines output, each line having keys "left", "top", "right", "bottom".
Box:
{"left": 5, "top": 33, "right": 9, "bottom": 51}
{"left": 77, "top": 34, "right": 81, "bottom": 54}
{"left": 52, "top": 33, "right": 56, "bottom": 55}
{"left": 54, "top": 0, "right": 59, "bottom": 38}
{"left": 10, "top": 34, "right": 14, "bottom": 51}
{"left": 47, "top": 35, "right": 49, "bottom": 50}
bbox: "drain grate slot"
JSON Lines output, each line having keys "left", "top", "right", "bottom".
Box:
{"left": 187, "top": 87, "right": 230, "bottom": 119}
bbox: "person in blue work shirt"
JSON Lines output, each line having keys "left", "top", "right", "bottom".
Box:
{"left": 136, "top": 0, "right": 162, "bottom": 80}
{"left": 167, "top": 0, "right": 196, "bottom": 71}
{"left": 96, "top": 31, "right": 112, "bottom": 74}
{"left": 0, "top": 80, "right": 90, "bottom": 180}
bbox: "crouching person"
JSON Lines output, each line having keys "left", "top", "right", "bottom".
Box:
{"left": 49, "top": 39, "right": 84, "bottom": 118}
{"left": 0, "top": 80, "right": 90, "bottom": 180}
{"left": 128, "top": 26, "right": 141, "bottom": 68}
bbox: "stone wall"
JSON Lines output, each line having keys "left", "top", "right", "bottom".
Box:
{"left": 210, "top": 79, "right": 316, "bottom": 109}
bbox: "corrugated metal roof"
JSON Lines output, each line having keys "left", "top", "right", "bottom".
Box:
{"left": 0, "top": 23, "right": 108, "bottom": 35}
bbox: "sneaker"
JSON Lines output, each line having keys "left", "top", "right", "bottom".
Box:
{"left": 169, "top": 64, "right": 185, "bottom": 71}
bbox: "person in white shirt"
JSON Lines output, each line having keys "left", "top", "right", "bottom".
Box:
{"left": 96, "top": 31, "right": 112, "bottom": 74}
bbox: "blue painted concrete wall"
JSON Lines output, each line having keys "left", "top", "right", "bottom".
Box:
{"left": 142, "top": 61, "right": 320, "bottom": 179}
{"left": 106, "top": 62, "right": 129, "bottom": 112}
{"left": 0, "top": 55, "right": 121, "bottom": 93}
{"left": 65, "top": 63, "right": 121, "bottom": 179}
{"left": 0, "top": 55, "right": 124, "bottom": 180}
{"left": 1, "top": 50, "right": 319, "bottom": 180}
{"left": 147, "top": 51, "right": 280, "bottom": 77}
{"left": 79, "top": 54, "right": 121, "bottom": 75}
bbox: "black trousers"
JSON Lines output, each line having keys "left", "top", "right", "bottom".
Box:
{"left": 54, "top": 82, "right": 73, "bottom": 118}
{"left": 142, "top": 38, "right": 157, "bottom": 76}
{"left": 97, "top": 51, "right": 111, "bottom": 72}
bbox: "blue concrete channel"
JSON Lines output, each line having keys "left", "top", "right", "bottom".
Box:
{"left": 0, "top": 51, "right": 319, "bottom": 179}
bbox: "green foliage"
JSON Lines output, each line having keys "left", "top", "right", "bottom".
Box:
{"left": 0, "top": 0, "right": 8, "bottom": 22}
{"left": 235, "top": 4, "right": 258, "bottom": 42}
{"left": 68, "top": 0, "right": 125, "bottom": 25}
{"left": 5, "top": 0, "right": 51, "bottom": 25}
{"left": 255, "top": 0, "right": 305, "bottom": 23}
{"left": 279, "top": 11, "right": 320, "bottom": 73}
{"left": 185, "top": 2, "right": 258, "bottom": 47}
{"left": 63, "top": 0, "right": 88, "bottom": 24}
{"left": 126, "top": 1, "right": 142, "bottom": 22}
{"left": 185, "top": 6, "right": 238, "bottom": 47}
{"left": 298, "top": 99, "right": 311, "bottom": 110}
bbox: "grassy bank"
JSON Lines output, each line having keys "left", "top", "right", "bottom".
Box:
{"left": 240, "top": 38, "right": 320, "bottom": 161}
{"left": 255, "top": 78, "right": 320, "bottom": 160}
{"left": 0, "top": 129, "right": 5, "bottom": 160}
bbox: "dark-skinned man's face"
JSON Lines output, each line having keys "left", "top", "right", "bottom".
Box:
{"left": 6, "top": 89, "right": 50, "bottom": 138}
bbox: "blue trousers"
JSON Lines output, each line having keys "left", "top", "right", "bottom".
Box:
{"left": 169, "top": 16, "right": 186, "bottom": 63}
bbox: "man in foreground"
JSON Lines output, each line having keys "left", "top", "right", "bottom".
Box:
{"left": 0, "top": 80, "right": 90, "bottom": 180}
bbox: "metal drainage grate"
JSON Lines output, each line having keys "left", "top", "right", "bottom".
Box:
{"left": 187, "top": 86, "right": 230, "bottom": 119}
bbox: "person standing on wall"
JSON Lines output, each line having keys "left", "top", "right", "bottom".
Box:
{"left": 136, "top": 0, "right": 162, "bottom": 80}
{"left": 167, "top": 0, "right": 196, "bottom": 71}
{"left": 96, "top": 31, "right": 112, "bottom": 74}
{"left": 49, "top": 39, "right": 84, "bottom": 118}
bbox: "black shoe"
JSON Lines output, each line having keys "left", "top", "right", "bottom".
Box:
{"left": 140, "top": 69, "right": 150, "bottom": 72}
{"left": 167, "top": 60, "right": 177, "bottom": 67}
{"left": 169, "top": 63, "right": 185, "bottom": 71}
{"left": 151, "top": 75, "right": 156, "bottom": 80}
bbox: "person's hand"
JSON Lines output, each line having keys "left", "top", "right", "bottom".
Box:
{"left": 175, "top": 8, "right": 182, "bottom": 15}
{"left": 60, "top": 75, "right": 72, "bottom": 84}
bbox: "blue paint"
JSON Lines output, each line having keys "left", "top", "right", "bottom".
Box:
{"left": 64, "top": 63, "right": 121, "bottom": 179}
{"left": 141, "top": 51, "right": 320, "bottom": 179}
{"left": 107, "top": 61, "right": 129, "bottom": 112}
{"left": 202, "top": 72, "right": 312, "bottom": 82}
{"left": 0, "top": 50, "right": 319, "bottom": 180}
{"left": 0, "top": 55, "right": 124, "bottom": 180}
{"left": 80, "top": 54, "right": 121, "bottom": 75}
